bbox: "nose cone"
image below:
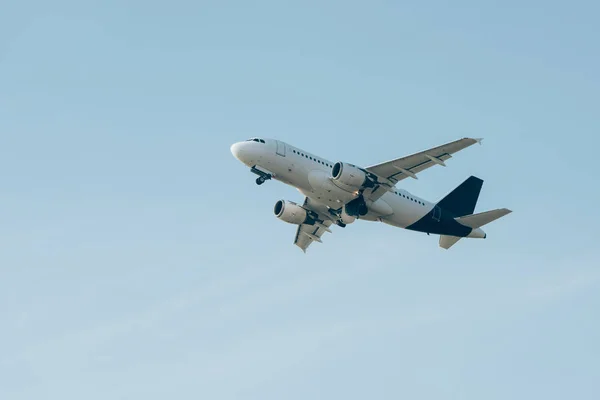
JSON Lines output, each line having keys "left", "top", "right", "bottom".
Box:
{"left": 230, "top": 142, "right": 243, "bottom": 160}
{"left": 231, "top": 141, "right": 254, "bottom": 165}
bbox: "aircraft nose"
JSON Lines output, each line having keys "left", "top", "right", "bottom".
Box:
{"left": 230, "top": 141, "right": 257, "bottom": 165}
{"left": 230, "top": 142, "right": 243, "bottom": 160}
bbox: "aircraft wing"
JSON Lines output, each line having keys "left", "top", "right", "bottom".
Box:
{"left": 364, "top": 137, "right": 482, "bottom": 200}
{"left": 293, "top": 197, "right": 335, "bottom": 253}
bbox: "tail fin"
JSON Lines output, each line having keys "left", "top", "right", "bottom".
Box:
{"left": 455, "top": 208, "right": 512, "bottom": 229}
{"left": 438, "top": 176, "right": 483, "bottom": 217}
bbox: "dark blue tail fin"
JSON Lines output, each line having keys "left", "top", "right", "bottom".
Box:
{"left": 437, "top": 176, "right": 483, "bottom": 217}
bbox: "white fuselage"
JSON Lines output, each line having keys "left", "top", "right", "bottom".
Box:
{"left": 231, "top": 138, "right": 438, "bottom": 230}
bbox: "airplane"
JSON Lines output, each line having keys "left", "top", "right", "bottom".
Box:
{"left": 230, "top": 137, "right": 511, "bottom": 252}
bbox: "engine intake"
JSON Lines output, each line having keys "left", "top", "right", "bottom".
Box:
{"left": 332, "top": 162, "right": 374, "bottom": 189}
{"left": 274, "top": 200, "right": 310, "bottom": 225}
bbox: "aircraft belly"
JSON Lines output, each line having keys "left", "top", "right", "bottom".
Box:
{"left": 367, "top": 198, "right": 393, "bottom": 216}
{"left": 379, "top": 195, "right": 433, "bottom": 228}
{"left": 262, "top": 160, "right": 449, "bottom": 232}
{"left": 381, "top": 211, "right": 424, "bottom": 228}
{"left": 265, "top": 156, "right": 310, "bottom": 188}
{"left": 305, "top": 170, "right": 356, "bottom": 207}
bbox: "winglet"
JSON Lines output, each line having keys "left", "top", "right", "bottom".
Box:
{"left": 474, "top": 138, "right": 483, "bottom": 145}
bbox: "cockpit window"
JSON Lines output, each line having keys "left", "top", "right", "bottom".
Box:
{"left": 246, "top": 138, "right": 266, "bottom": 143}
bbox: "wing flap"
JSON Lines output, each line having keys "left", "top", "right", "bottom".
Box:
{"left": 294, "top": 220, "right": 333, "bottom": 252}
{"left": 293, "top": 197, "right": 335, "bottom": 252}
{"left": 366, "top": 137, "right": 482, "bottom": 184}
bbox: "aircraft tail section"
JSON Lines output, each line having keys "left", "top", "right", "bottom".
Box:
{"left": 455, "top": 208, "right": 512, "bottom": 229}
{"left": 439, "top": 235, "right": 462, "bottom": 249}
{"left": 439, "top": 208, "right": 512, "bottom": 250}
{"left": 437, "top": 176, "right": 484, "bottom": 217}
{"left": 438, "top": 208, "right": 511, "bottom": 250}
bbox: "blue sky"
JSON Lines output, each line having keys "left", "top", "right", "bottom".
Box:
{"left": 1, "top": 1, "right": 599, "bottom": 399}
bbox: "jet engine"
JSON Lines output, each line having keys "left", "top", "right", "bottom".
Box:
{"left": 331, "top": 162, "right": 376, "bottom": 191}
{"left": 344, "top": 195, "right": 369, "bottom": 217}
{"left": 274, "top": 200, "right": 310, "bottom": 225}
{"left": 339, "top": 207, "right": 356, "bottom": 224}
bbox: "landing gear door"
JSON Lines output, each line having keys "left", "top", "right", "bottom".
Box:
{"left": 276, "top": 140, "right": 286, "bottom": 157}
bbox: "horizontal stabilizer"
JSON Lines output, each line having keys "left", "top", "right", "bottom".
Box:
{"left": 439, "top": 235, "right": 462, "bottom": 249}
{"left": 455, "top": 208, "right": 512, "bottom": 229}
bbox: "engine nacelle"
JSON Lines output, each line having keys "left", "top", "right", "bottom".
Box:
{"left": 340, "top": 207, "right": 356, "bottom": 224}
{"left": 274, "top": 200, "right": 310, "bottom": 225}
{"left": 331, "top": 162, "right": 369, "bottom": 188}
{"left": 331, "top": 161, "right": 375, "bottom": 189}
{"left": 344, "top": 195, "right": 369, "bottom": 217}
